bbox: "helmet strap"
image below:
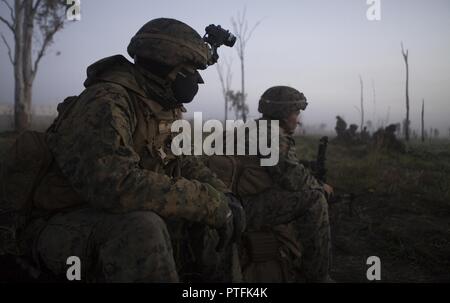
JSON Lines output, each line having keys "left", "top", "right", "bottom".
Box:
{"left": 165, "top": 63, "right": 196, "bottom": 83}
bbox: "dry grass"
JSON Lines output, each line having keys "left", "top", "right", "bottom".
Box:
{"left": 295, "top": 136, "right": 450, "bottom": 282}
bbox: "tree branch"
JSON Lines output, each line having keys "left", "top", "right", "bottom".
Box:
{"left": 401, "top": 41, "right": 408, "bottom": 61}
{"left": 32, "top": 37, "right": 51, "bottom": 77}
{"left": 0, "top": 15, "right": 14, "bottom": 33}
{"left": 224, "top": 56, "right": 233, "bottom": 89}
{"left": 32, "top": 22, "right": 63, "bottom": 77}
{"left": 32, "top": 0, "right": 43, "bottom": 14}
{"left": 1, "top": 0, "right": 15, "bottom": 23}
{"left": 216, "top": 62, "right": 226, "bottom": 96}
{"left": 245, "top": 19, "right": 262, "bottom": 44}
{"left": 1, "top": 32, "right": 14, "bottom": 64}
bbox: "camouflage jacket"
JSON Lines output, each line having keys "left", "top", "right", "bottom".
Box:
{"left": 266, "top": 127, "right": 324, "bottom": 193}
{"left": 45, "top": 55, "right": 230, "bottom": 228}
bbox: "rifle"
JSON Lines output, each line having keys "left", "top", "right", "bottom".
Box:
{"left": 315, "top": 136, "right": 328, "bottom": 183}
{"left": 312, "top": 136, "right": 356, "bottom": 212}
{"left": 297, "top": 136, "right": 328, "bottom": 183}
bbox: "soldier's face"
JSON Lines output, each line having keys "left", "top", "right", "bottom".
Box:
{"left": 171, "top": 67, "right": 203, "bottom": 103}
{"left": 285, "top": 110, "right": 301, "bottom": 132}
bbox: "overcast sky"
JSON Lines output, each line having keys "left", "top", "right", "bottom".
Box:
{"left": 1, "top": 0, "right": 449, "bottom": 133}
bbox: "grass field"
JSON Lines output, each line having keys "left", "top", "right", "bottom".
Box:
{"left": 1, "top": 131, "right": 449, "bottom": 282}
{"left": 295, "top": 136, "right": 450, "bottom": 282}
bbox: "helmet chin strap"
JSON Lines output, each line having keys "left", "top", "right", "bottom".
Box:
{"left": 165, "top": 63, "right": 196, "bottom": 84}
{"left": 133, "top": 55, "right": 194, "bottom": 86}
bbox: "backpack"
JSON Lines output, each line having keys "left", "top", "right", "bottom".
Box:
{"left": 0, "top": 131, "right": 53, "bottom": 255}
{"left": 0, "top": 96, "right": 81, "bottom": 256}
{"left": 204, "top": 155, "right": 273, "bottom": 197}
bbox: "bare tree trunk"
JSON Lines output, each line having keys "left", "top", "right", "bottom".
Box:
{"left": 405, "top": 59, "right": 410, "bottom": 140}
{"left": 240, "top": 56, "right": 246, "bottom": 121}
{"left": 225, "top": 93, "right": 228, "bottom": 121}
{"left": 421, "top": 99, "right": 424, "bottom": 142}
{"left": 401, "top": 42, "right": 410, "bottom": 141}
{"left": 22, "top": 0, "right": 34, "bottom": 131}
{"left": 385, "top": 106, "right": 390, "bottom": 126}
{"left": 372, "top": 79, "right": 376, "bottom": 127}
{"left": 216, "top": 58, "right": 233, "bottom": 121}
{"left": 231, "top": 9, "right": 261, "bottom": 122}
{"left": 359, "top": 75, "right": 364, "bottom": 131}
{"left": 14, "top": 0, "right": 24, "bottom": 131}
{"left": 13, "top": 0, "right": 35, "bottom": 132}
{"left": 0, "top": 0, "right": 66, "bottom": 132}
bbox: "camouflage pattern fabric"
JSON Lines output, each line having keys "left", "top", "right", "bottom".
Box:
{"left": 258, "top": 86, "right": 308, "bottom": 119}
{"left": 127, "top": 18, "right": 209, "bottom": 70}
{"left": 45, "top": 55, "right": 230, "bottom": 228}
{"left": 19, "top": 55, "right": 233, "bottom": 282}
{"left": 242, "top": 188, "right": 331, "bottom": 282}
{"left": 25, "top": 207, "right": 230, "bottom": 282}
{"left": 266, "top": 127, "right": 324, "bottom": 193}
{"left": 240, "top": 124, "right": 331, "bottom": 282}
{"left": 269, "top": 127, "right": 330, "bottom": 282}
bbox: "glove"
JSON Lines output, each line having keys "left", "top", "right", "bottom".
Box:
{"left": 216, "top": 193, "right": 246, "bottom": 252}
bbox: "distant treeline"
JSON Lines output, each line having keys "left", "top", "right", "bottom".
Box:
{"left": 0, "top": 114, "right": 55, "bottom": 132}
{"left": 0, "top": 104, "right": 57, "bottom": 116}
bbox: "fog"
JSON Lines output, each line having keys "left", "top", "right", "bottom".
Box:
{"left": 1, "top": 0, "right": 449, "bottom": 134}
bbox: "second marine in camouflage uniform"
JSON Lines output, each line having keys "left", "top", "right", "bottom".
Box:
{"left": 250, "top": 86, "right": 332, "bottom": 282}
{"left": 207, "top": 86, "right": 332, "bottom": 282}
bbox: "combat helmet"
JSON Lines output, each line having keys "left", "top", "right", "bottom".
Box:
{"left": 258, "top": 86, "right": 308, "bottom": 119}
{"left": 127, "top": 18, "right": 209, "bottom": 71}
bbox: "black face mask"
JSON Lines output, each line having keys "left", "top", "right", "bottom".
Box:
{"left": 171, "top": 70, "right": 203, "bottom": 104}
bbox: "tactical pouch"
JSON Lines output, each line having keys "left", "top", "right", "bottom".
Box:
{"left": 205, "top": 155, "right": 273, "bottom": 196}
{"left": 0, "top": 131, "right": 53, "bottom": 255}
{"left": 240, "top": 225, "right": 303, "bottom": 282}
{"left": 236, "top": 156, "right": 273, "bottom": 197}
{"left": 244, "top": 231, "right": 280, "bottom": 263}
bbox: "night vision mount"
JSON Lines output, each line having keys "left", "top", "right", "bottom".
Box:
{"left": 203, "top": 24, "right": 236, "bottom": 65}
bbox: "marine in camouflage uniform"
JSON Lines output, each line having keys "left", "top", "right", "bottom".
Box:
{"left": 19, "top": 18, "right": 244, "bottom": 282}
{"left": 239, "top": 86, "right": 332, "bottom": 282}
{"left": 335, "top": 115, "right": 347, "bottom": 141}
{"left": 372, "top": 123, "right": 405, "bottom": 152}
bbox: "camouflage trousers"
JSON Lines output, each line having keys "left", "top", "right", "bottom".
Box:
{"left": 241, "top": 188, "right": 331, "bottom": 282}
{"left": 20, "top": 207, "right": 233, "bottom": 282}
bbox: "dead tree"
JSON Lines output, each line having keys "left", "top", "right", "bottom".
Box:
{"left": 231, "top": 8, "right": 261, "bottom": 121}
{"left": 359, "top": 75, "right": 364, "bottom": 131}
{"left": 227, "top": 90, "right": 247, "bottom": 120}
{"left": 401, "top": 42, "right": 410, "bottom": 141}
{"left": 385, "top": 106, "right": 390, "bottom": 127}
{"left": 0, "top": 0, "right": 67, "bottom": 132}
{"left": 371, "top": 79, "right": 376, "bottom": 127}
{"left": 216, "top": 56, "right": 233, "bottom": 121}
{"left": 421, "top": 99, "right": 425, "bottom": 142}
